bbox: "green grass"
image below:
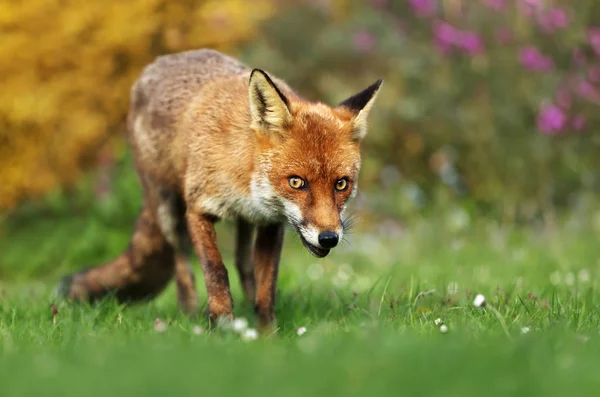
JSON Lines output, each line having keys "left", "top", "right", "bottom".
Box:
{"left": 2, "top": 222, "right": 600, "bottom": 397}
{"left": 2, "top": 157, "right": 600, "bottom": 396}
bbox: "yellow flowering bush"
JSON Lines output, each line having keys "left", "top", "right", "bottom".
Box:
{"left": 0, "top": 0, "right": 274, "bottom": 210}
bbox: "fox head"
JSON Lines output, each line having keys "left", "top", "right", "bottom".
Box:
{"left": 248, "top": 69, "right": 382, "bottom": 258}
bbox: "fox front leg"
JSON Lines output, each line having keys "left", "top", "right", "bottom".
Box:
{"left": 253, "top": 223, "right": 285, "bottom": 332}
{"left": 235, "top": 218, "right": 256, "bottom": 304}
{"left": 186, "top": 212, "right": 233, "bottom": 324}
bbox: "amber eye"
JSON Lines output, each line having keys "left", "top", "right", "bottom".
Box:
{"left": 335, "top": 178, "right": 348, "bottom": 192}
{"left": 289, "top": 176, "right": 306, "bottom": 190}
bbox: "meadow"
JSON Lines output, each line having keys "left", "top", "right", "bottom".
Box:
{"left": 1, "top": 155, "right": 600, "bottom": 397}
{"left": 2, "top": 1, "right": 600, "bottom": 395}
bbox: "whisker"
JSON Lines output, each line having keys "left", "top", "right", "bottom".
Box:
{"left": 339, "top": 235, "right": 352, "bottom": 247}
{"left": 342, "top": 212, "right": 360, "bottom": 235}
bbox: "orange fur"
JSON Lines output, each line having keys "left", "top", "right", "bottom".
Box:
{"left": 60, "top": 49, "right": 382, "bottom": 331}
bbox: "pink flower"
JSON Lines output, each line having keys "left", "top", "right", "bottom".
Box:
{"left": 537, "top": 104, "right": 567, "bottom": 135}
{"left": 537, "top": 8, "right": 569, "bottom": 34}
{"left": 576, "top": 80, "right": 600, "bottom": 102}
{"left": 433, "top": 21, "right": 457, "bottom": 43}
{"left": 431, "top": 21, "right": 484, "bottom": 56}
{"left": 456, "top": 31, "right": 484, "bottom": 55}
{"left": 353, "top": 30, "right": 375, "bottom": 53}
{"left": 432, "top": 20, "right": 458, "bottom": 54}
{"left": 577, "top": 80, "right": 595, "bottom": 97}
{"left": 548, "top": 8, "right": 568, "bottom": 28}
{"left": 588, "top": 28, "right": 600, "bottom": 55}
{"left": 409, "top": 0, "right": 436, "bottom": 17}
{"left": 519, "top": 46, "right": 554, "bottom": 71}
{"left": 481, "top": 0, "right": 508, "bottom": 11}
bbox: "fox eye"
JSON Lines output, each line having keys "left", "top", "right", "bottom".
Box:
{"left": 288, "top": 176, "right": 306, "bottom": 190}
{"left": 335, "top": 178, "right": 349, "bottom": 192}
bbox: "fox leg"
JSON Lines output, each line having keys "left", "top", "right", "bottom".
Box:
{"left": 235, "top": 218, "right": 255, "bottom": 304}
{"left": 186, "top": 211, "right": 233, "bottom": 323}
{"left": 157, "top": 190, "right": 199, "bottom": 316}
{"left": 174, "top": 254, "right": 198, "bottom": 316}
{"left": 253, "top": 223, "right": 285, "bottom": 332}
{"left": 60, "top": 205, "right": 176, "bottom": 303}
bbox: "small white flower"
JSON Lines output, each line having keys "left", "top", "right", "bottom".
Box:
{"left": 434, "top": 318, "right": 443, "bottom": 326}
{"left": 232, "top": 318, "right": 249, "bottom": 333}
{"left": 296, "top": 326, "right": 307, "bottom": 336}
{"left": 242, "top": 328, "right": 259, "bottom": 341}
{"left": 550, "top": 271, "right": 562, "bottom": 286}
{"left": 192, "top": 325, "right": 204, "bottom": 335}
{"left": 154, "top": 318, "right": 167, "bottom": 333}
{"left": 521, "top": 326, "right": 530, "bottom": 334}
{"left": 473, "top": 294, "right": 486, "bottom": 308}
{"left": 440, "top": 324, "right": 448, "bottom": 334}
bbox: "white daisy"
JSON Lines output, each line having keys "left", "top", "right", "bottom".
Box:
{"left": 297, "top": 326, "right": 307, "bottom": 336}
{"left": 232, "top": 318, "right": 249, "bottom": 333}
{"left": 242, "top": 328, "right": 259, "bottom": 341}
{"left": 473, "top": 294, "right": 486, "bottom": 308}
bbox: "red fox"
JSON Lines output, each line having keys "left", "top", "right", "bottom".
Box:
{"left": 60, "top": 49, "right": 382, "bottom": 331}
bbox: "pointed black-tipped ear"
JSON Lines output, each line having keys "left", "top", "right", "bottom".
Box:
{"left": 337, "top": 79, "right": 383, "bottom": 141}
{"left": 249, "top": 69, "right": 292, "bottom": 132}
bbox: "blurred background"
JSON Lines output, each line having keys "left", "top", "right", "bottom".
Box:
{"left": 1, "top": 0, "right": 600, "bottom": 281}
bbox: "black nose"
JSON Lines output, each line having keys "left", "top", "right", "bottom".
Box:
{"left": 318, "top": 231, "right": 339, "bottom": 249}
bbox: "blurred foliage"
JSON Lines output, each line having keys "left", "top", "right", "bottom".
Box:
{"left": 2, "top": 0, "right": 600, "bottom": 223}
{"left": 241, "top": 0, "right": 600, "bottom": 221}
{"left": 5, "top": 0, "right": 600, "bottom": 279}
{"left": 0, "top": 0, "right": 275, "bottom": 211}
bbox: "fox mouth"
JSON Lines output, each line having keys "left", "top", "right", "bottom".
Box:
{"left": 298, "top": 233, "right": 330, "bottom": 258}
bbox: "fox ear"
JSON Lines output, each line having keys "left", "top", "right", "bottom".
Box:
{"left": 337, "top": 79, "right": 383, "bottom": 141}
{"left": 249, "top": 69, "right": 292, "bottom": 132}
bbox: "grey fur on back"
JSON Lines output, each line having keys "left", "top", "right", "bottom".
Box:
{"left": 127, "top": 49, "right": 250, "bottom": 132}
